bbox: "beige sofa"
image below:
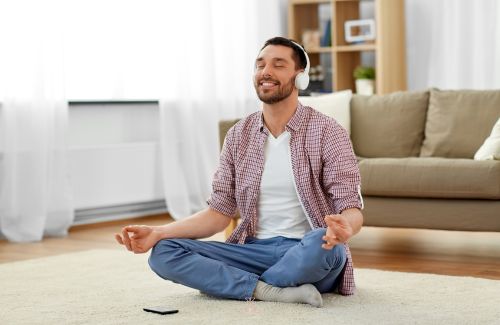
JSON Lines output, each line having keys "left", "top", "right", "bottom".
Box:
{"left": 219, "top": 89, "right": 500, "bottom": 234}
{"left": 351, "top": 89, "right": 499, "bottom": 232}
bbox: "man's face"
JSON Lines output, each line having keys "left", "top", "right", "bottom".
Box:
{"left": 253, "top": 45, "right": 299, "bottom": 104}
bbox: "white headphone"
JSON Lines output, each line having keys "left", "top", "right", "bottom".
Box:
{"left": 291, "top": 41, "right": 310, "bottom": 90}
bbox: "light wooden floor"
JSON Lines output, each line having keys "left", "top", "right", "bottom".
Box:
{"left": 1, "top": 213, "right": 499, "bottom": 280}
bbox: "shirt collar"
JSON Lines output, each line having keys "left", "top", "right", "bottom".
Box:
{"left": 286, "top": 101, "right": 306, "bottom": 133}
{"left": 258, "top": 101, "right": 306, "bottom": 134}
{"left": 258, "top": 111, "right": 266, "bottom": 133}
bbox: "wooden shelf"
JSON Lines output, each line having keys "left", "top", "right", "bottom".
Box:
{"left": 291, "top": 0, "right": 330, "bottom": 4}
{"left": 304, "top": 46, "right": 333, "bottom": 53}
{"left": 288, "top": 0, "right": 407, "bottom": 94}
{"left": 334, "top": 44, "right": 376, "bottom": 52}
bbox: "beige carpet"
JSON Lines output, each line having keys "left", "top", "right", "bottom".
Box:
{"left": 1, "top": 249, "right": 499, "bottom": 325}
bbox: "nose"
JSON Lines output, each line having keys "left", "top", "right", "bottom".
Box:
{"left": 254, "top": 62, "right": 276, "bottom": 83}
{"left": 261, "top": 64, "right": 273, "bottom": 78}
{"left": 255, "top": 70, "right": 271, "bottom": 84}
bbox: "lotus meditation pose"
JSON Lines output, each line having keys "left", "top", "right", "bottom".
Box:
{"left": 116, "top": 37, "right": 364, "bottom": 308}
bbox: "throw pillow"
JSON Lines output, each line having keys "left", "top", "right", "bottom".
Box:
{"left": 350, "top": 90, "right": 429, "bottom": 158}
{"left": 420, "top": 89, "right": 500, "bottom": 158}
{"left": 299, "top": 90, "right": 352, "bottom": 133}
{"left": 474, "top": 117, "right": 500, "bottom": 160}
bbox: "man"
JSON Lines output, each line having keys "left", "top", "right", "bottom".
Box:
{"left": 115, "top": 37, "right": 363, "bottom": 308}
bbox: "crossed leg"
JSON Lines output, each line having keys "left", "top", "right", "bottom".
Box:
{"left": 148, "top": 228, "right": 347, "bottom": 304}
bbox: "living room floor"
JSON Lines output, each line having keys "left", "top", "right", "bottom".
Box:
{"left": 1, "top": 213, "right": 499, "bottom": 280}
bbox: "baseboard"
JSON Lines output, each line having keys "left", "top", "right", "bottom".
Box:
{"left": 73, "top": 200, "right": 167, "bottom": 225}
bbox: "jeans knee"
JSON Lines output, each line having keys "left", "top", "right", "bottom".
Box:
{"left": 329, "top": 244, "right": 347, "bottom": 269}
{"left": 148, "top": 239, "right": 182, "bottom": 278}
{"left": 305, "top": 228, "right": 327, "bottom": 243}
{"left": 304, "top": 228, "right": 346, "bottom": 268}
{"left": 297, "top": 230, "right": 347, "bottom": 270}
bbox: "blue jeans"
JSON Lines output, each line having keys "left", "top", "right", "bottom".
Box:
{"left": 148, "top": 228, "right": 346, "bottom": 300}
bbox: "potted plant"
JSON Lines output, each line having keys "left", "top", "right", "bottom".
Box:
{"left": 353, "top": 66, "right": 375, "bottom": 95}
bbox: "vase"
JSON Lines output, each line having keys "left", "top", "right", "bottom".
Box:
{"left": 355, "top": 79, "right": 375, "bottom": 95}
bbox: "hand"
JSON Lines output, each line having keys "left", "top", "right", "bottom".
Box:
{"left": 115, "top": 225, "right": 159, "bottom": 254}
{"left": 322, "top": 214, "right": 354, "bottom": 250}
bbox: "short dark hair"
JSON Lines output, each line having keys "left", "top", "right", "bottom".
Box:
{"left": 260, "top": 37, "right": 307, "bottom": 71}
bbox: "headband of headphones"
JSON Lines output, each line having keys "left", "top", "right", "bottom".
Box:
{"left": 290, "top": 41, "right": 310, "bottom": 90}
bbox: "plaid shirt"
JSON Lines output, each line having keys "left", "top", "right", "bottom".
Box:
{"left": 208, "top": 102, "right": 363, "bottom": 295}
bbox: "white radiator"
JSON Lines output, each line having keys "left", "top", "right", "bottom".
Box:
{"left": 68, "top": 102, "right": 165, "bottom": 224}
{"left": 69, "top": 142, "right": 166, "bottom": 224}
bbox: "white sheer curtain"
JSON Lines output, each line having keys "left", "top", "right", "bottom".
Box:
{"left": 159, "top": 0, "right": 285, "bottom": 218}
{"left": 406, "top": 0, "right": 500, "bottom": 90}
{"left": 0, "top": 0, "right": 74, "bottom": 242}
{"left": 0, "top": 0, "right": 286, "bottom": 237}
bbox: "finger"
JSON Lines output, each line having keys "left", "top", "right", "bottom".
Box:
{"left": 322, "top": 235, "right": 338, "bottom": 242}
{"left": 323, "top": 234, "right": 339, "bottom": 242}
{"left": 322, "top": 242, "right": 335, "bottom": 250}
{"left": 325, "top": 216, "right": 339, "bottom": 226}
{"left": 322, "top": 235, "right": 340, "bottom": 246}
{"left": 325, "top": 230, "right": 346, "bottom": 243}
{"left": 325, "top": 221, "right": 342, "bottom": 237}
{"left": 131, "top": 243, "right": 146, "bottom": 254}
{"left": 114, "top": 234, "right": 124, "bottom": 245}
{"left": 325, "top": 219, "right": 337, "bottom": 230}
{"left": 326, "top": 214, "right": 349, "bottom": 226}
{"left": 121, "top": 228, "right": 132, "bottom": 251}
{"left": 124, "top": 225, "right": 140, "bottom": 233}
{"left": 325, "top": 232, "right": 343, "bottom": 241}
{"left": 325, "top": 219, "right": 349, "bottom": 238}
{"left": 325, "top": 216, "right": 344, "bottom": 227}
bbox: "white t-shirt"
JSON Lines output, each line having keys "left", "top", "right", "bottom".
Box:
{"left": 256, "top": 131, "right": 312, "bottom": 239}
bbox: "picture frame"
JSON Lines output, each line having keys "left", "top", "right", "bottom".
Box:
{"left": 344, "top": 19, "right": 376, "bottom": 43}
{"left": 301, "top": 29, "right": 321, "bottom": 50}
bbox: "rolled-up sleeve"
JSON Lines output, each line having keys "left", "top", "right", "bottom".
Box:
{"left": 322, "top": 123, "right": 363, "bottom": 214}
{"left": 207, "top": 126, "right": 238, "bottom": 217}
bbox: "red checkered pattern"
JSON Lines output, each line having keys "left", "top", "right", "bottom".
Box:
{"left": 207, "top": 102, "right": 362, "bottom": 296}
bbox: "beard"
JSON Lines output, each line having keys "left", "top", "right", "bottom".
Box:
{"left": 254, "top": 76, "right": 295, "bottom": 104}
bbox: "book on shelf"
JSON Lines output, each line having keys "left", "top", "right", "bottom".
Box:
{"left": 320, "top": 19, "right": 331, "bottom": 47}
{"left": 318, "top": 3, "right": 331, "bottom": 47}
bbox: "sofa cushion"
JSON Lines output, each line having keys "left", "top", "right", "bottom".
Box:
{"left": 350, "top": 91, "right": 429, "bottom": 158}
{"left": 474, "top": 117, "right": 500, "bottom": 160}
{"left": 218, "top": 119, "right": 240, "bottom": 150}
{"left": 359, "top": 157, "right": 500, "bottom": 199}
{"left": 299, "top": 90, "right": 352, "bottom": 133}
{"left": 420, "top": 89, "right": 500, "bottom": 158}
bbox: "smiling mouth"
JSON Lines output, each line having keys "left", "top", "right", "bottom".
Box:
{"left": 259, "top": 80, "right": 279, "bottom": 89}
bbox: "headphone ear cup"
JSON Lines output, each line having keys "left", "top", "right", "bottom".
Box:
{"left": 294, "top": 72, "right": 310, "bottom": 90}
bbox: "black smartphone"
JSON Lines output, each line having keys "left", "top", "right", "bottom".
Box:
{"left": 143, "top": 307, "right": 179, "bottom": 315}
